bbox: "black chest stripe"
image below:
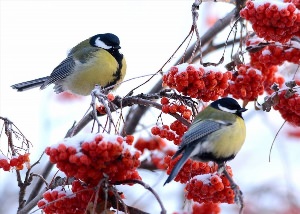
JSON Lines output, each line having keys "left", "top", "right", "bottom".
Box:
{"left": 105, "top": 50, "right": 124, "bottom": 88}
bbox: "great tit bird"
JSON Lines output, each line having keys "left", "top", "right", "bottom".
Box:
{"left": 164, "top": 97, "right": 247, "bottom": 185}
{"left": 11, "top": 33, "right": 126, "bottom": 96}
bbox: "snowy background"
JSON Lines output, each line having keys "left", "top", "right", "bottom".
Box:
{"left": 1, "top": 0, "right": 300, "bottom": 213}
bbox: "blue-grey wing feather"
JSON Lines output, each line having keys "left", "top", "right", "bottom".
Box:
{"left": 181, "top": 120, "right": 227, "bottom": 146}
{"left": 173, "top": 120, "right": 231, "bottom": 159}
{"left": 40, "top": 56, "right": 76, "bottom": 88}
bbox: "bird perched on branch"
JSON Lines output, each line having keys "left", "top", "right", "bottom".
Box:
{"left": 11, "top": 33, "right": 126, "bottom": 96}
{"left": 164, "top": 97, "right": 247, "bottom": 185}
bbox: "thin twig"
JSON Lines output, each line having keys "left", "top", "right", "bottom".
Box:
{"left": 113, "top": 179, "right": 166, "bottom": 214}
{"left": 269, "top": 121, "right": 286, "bottom": 162}
{"left": 190, "top": 0, "right": 202, "bottom": 64}
{"left": 30, "top": 173, "right": 49, "bottom": 187}
{"left": 125, "top": 25, "right": 195, "bottom": 98}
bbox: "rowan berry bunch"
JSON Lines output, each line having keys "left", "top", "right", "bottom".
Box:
{"left": 248, "top": 41, "right": 300, "bottom": 68}
{"left": 151, "top": 96, "right": 192, "bottom": 146}
{"left": 134, "top": 136, "right": 167, "bottom": 153}
{"left": 273, "top": 89, "right": 300, "bottom": 126}
{"left": 95, "top": 93, "right": 116, "bottom": 114}
{"left": 164, "top": 155, "right": 217, "bottom": 183}
{"left": 172, "top": 202, "right": 220, "bottom": 214}
{"left": 151, "top": 149, "right": 175, "bottom": 170}
{"left": 185, "top": 168, "right": 235, "bottom": 204}
{"left": 262, "top": 66, "right": 285, "bottom": 94}
{"left": 225, "top": 64, "right": 264, "bottom": 101}
{"left": 10, "top": 153, "right": 30, "bottom": 170}
{"left": 0, "top": 157, "right": 10, "bottom": 171}
{"left": 37, "top": 180, "right": 116, "bottom": 214}
{"left": 286, "top": 0, "right": 300, "bottom": 10}
{"left": 37, "top": 185, "right": 85, "bottom": 214}
{"left": 246, "top": 37, "right": 286, "bottom": 94}
{"left": 240, "top": 0, "right": 300, "bottom": 43}
{"left": 160, "top": 96, "right": 193, "bottom": 120}
{"left": 162, "top": 64, "right": 232, "bottom": 101}
{"left": 45, "top": 133, "right": 141, "bottom": 185}
{"left": 134, "top": 136, "right": 175, "bottom": 170}
{"left": 151, "top": 121, "right": 188, "bottom": 146}
{"left": 164, "top": 154, "right": 235, "bottom": 204}
{"left": 0, "top": 153, "right": 30, "bottom": 171}
{"left": 192, "top": 202, "right": 221, "bottom": 214}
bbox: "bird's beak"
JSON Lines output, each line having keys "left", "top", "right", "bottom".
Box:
{"left": 113, "top": 45, "right": 121, "bottom": 50}
{"left": 238, "top": 108, "right": 247, "bottom": 113}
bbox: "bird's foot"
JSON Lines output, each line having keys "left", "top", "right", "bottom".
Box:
{"left": 90, "top": 85, "right": 115, "bottom": 133}
{"left": 231, "top": 183, "right": 244, "bottom": 214}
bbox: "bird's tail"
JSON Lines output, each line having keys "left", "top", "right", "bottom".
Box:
{"left": 163, "top": 150, "right": 192, "bottom": 185}
{"left": 11, "top": 77, "right": 49, "bottom": 91}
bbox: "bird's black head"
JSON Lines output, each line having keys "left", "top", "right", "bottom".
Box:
{"left": 210, "top": 97, "right": 247, "bottom": 118}
{"left": 89, "top": 33, "right": 121, "bottom": 50}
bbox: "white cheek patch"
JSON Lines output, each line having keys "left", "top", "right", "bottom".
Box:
{"left": 218, "top": 104, "right": 237, "bottom": 113}
{"left": 95, "top": 38, "right": 112, "bottom": 50}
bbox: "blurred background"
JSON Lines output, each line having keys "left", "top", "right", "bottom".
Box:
{"left": 1, "top": 1, "right": 300, "bottom": 213}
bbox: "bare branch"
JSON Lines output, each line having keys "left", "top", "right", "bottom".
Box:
{"left": 113, "top": 179, "right": 166, "bottom": 214}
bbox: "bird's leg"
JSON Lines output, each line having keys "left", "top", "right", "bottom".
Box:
{"left": 90, "top": 86, "right": 104, "bottom": 133}
{"left": 90, "top": 85, "right": 115, "bottom": 133}
{"left": 218, "top": 162, "right": 244, "bottom": 214}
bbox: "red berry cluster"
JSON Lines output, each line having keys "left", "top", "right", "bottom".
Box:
{"left": 151, "top": 149, "right": 175, "bottom": 170}
{"left": 159, "top": 97, "right": 192, "bottom": 143}
{"left": 248, "top": 40, "right": 300, "bottom": 67}
{"left": 225, "top": 64, "right": 264, "bottom": 101}
{"left": 95, "top": 93, "right": 116, "bottom": 114}
{"left": 10, "top": 153, "right": 30, "bottom": 170}
{"left": 164, "top": 154, "right": 235, "bottom": 204}
{"left": 164, "top": 155, "right": 218, "bottom": 183}
{"left": 38, "top": 180, "right": 111, "bottom": 214}
{"left": 0, "top": 157, "right": 10, "bottom": 171}
{"left": 286, "top": 126, "right": 300, "bottom": 138}
{"left": 285, "top": 0, "right": 300, "bottom": 10}
{"left": 38, "top": 186, "right": 85, "bottom": 214}
{"left": 0, "top": 153, "right": 30, "bottom": 171}
{"left": 172, "top": 202, "right": 220, "bottom": 214}
{"left": 162, "top": 64, "right": 232, "bottom": 101}
{"left": 134, "top": 136, "right": 176, "bottom": 169}
{"left": 246, "top": 37, "right": 285, "bottom": 94}
{"left": 185, "top": 170, "right": 235, "bottom": 204}
{"left": 160, "top": 97, "right": 192, "bottom": 120}
{"left": 192, "top": 202, "right": 221, "bottom": 214}
{"left": 240, "top": 0, "right": 300, "bottom": 43}
{"left": 151, "top": 121, "right": 188, "bottom": 146}
{"left": 134, "top": 137, "right": 166, "bottom": 153}
{"left": 273, "top": 90, "right": 300, "bottom": 126}
{"left": 262, "top": 66, "right": 285, "bottom": 94}
{"left": 45, "top": 133, "right": 141, "bottom": 185}
{"left": 106, "top": 93, "right": 115, "bottom": 101}
{"left": 249, "top": 57, "right": 285, "bottom": 94}
{"left": 96, "top": 105, "right": 106, "bottom": 114}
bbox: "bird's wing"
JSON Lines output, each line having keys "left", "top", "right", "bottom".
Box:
{"left": 40, "top": 56, "right": 76, "bottom": 89}
{"left": 173, "top": 120, "right": 231, "bottom": 158}
{"left": 183, "top": 120, "right": 231, "bottom": 145}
